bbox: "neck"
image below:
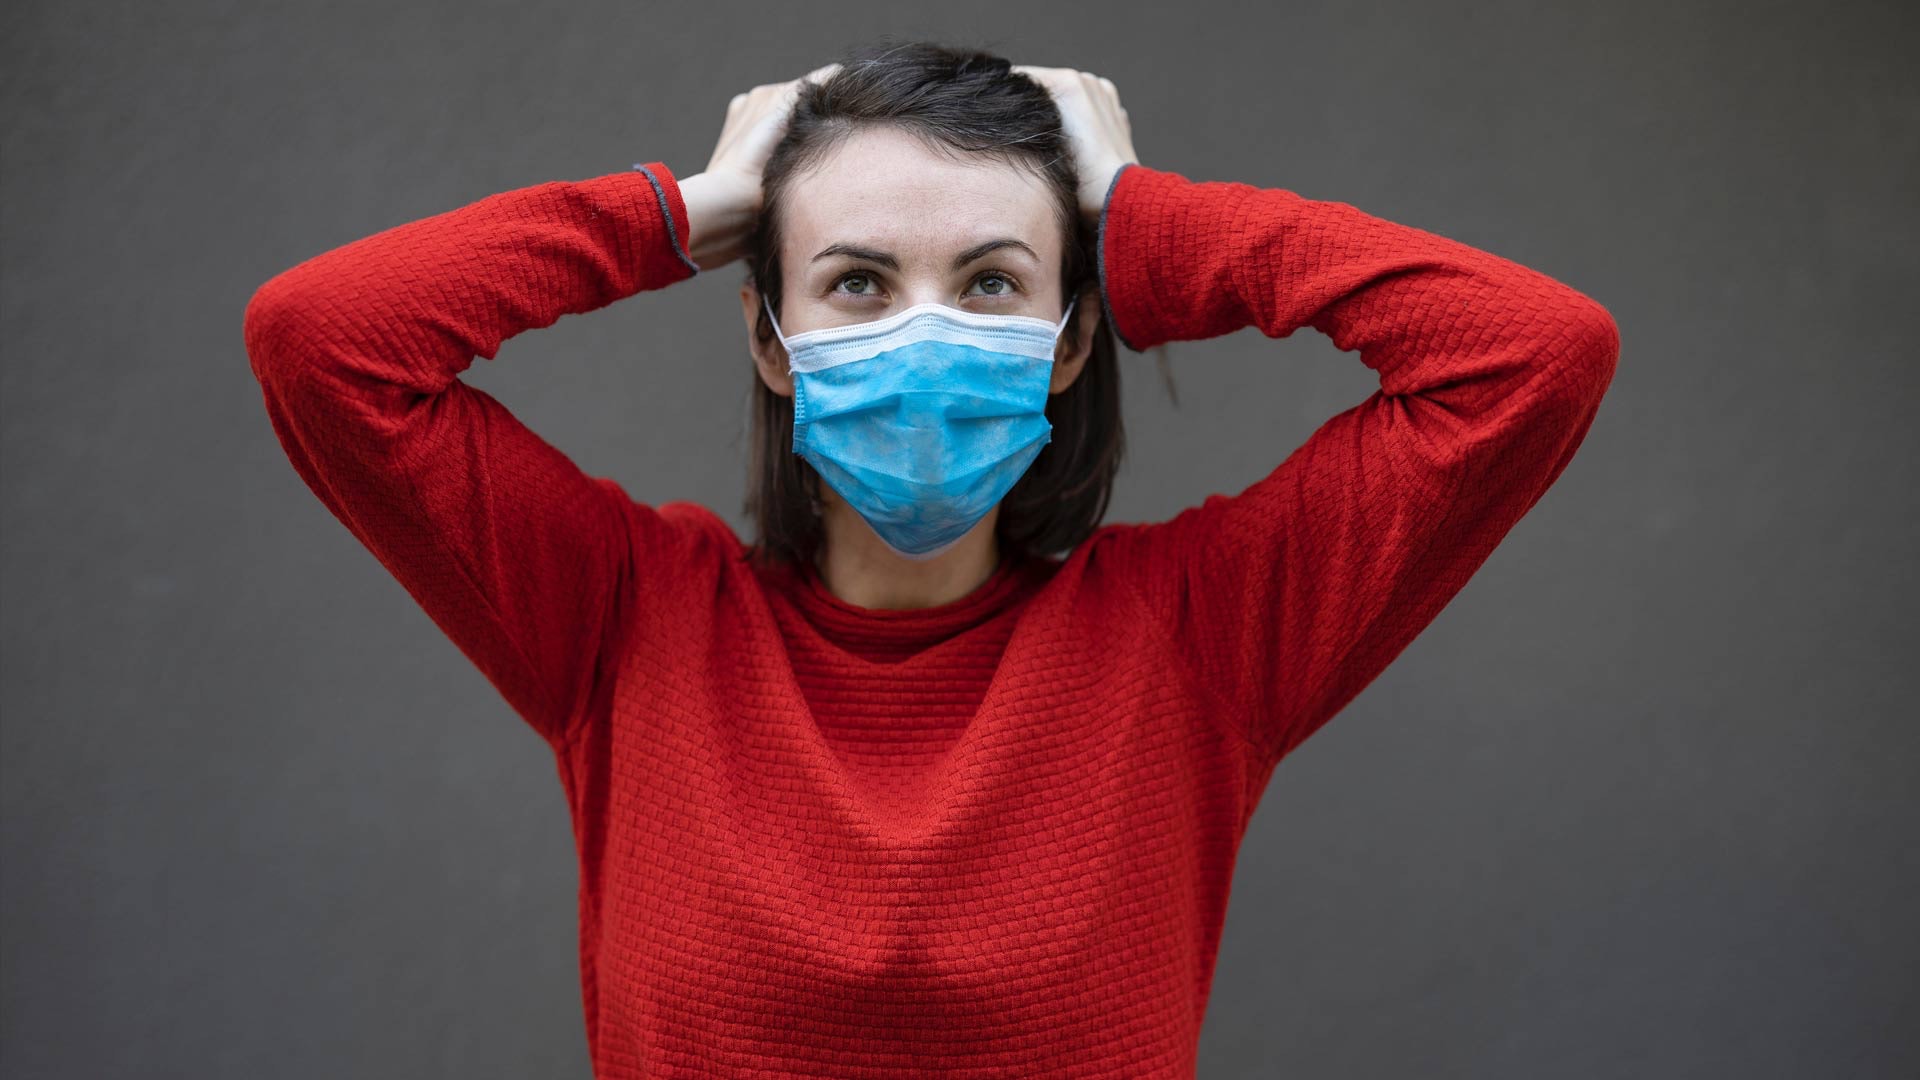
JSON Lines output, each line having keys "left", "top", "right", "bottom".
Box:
{"left": 813, "top": 500, "right": 1004, "bottom": 610}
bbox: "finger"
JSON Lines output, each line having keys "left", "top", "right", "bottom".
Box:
{"left": 1013, "top": 64, "right": 1068, "bottom": 88}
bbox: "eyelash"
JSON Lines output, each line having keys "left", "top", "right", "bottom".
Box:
{"left": 830, "top": 269, "right": 1023, "bottom": 300}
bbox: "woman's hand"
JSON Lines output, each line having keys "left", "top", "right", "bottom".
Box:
{"left": 1012, "top": 65, "right": 1140, "bottom": 228}
{"left": 677, "top": 63, "right": 841, "bottom": 272}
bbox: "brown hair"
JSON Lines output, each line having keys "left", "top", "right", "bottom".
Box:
{"left": 741, "top": 39, "right": 1127, "bottom": 570}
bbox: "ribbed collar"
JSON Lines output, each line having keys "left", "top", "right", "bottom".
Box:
{"left": 758, "top": 548, "right": 1056, "bottom": 664}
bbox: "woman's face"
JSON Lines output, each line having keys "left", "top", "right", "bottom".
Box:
{"left": 742, "top": 124, "right": 1095, "bottom": 398}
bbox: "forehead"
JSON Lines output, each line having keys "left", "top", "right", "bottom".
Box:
{"left": 782, "top": 126, "right": 1059, "bottom": 267}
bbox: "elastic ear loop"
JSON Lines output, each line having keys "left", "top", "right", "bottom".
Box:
{"left": 758, "top": 296, "right": 816, "bottom": 505}
{"left": 760, "top": 294, "right": 794, "bottom": 374}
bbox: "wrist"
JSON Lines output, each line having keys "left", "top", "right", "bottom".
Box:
{"left": 679, "top": 170, "right": 760, "bottom": 271}
{"left": 1081, "top": 158, "right": 1135, "bottom": 228}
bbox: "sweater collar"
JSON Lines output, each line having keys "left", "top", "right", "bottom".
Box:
{"left": 763, "top": 548, "right": 1051, "bottom": 661}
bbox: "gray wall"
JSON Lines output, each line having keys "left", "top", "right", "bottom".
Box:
{"left": 4, "top": 2, "right": 1914, "bottom": 1076}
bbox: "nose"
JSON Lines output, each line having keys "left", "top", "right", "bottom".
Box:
{"left": 897, "top": 289, "right": 963, "bottom": 315}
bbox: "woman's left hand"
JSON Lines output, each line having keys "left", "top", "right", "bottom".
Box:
{"left": 1012, "top": 65, "right": 1140, "bottom": 227}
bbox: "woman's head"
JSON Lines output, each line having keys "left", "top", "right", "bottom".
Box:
{"left": 738, "top": 41, "right": 1123, "bottom": 569}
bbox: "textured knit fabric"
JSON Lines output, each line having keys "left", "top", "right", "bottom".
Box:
{"left": 243, "top": 158, "right": 1619, "bottom": 1078}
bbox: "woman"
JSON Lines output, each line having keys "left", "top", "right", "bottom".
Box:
{"left": 244, "top": 41, "right": 1618, "bottom": 1080}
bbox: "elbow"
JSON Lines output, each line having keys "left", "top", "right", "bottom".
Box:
{"left": 1560, "top": 298, "right": 1621, "bottom": 411}
{"left": 1497, "top": 297, "right": 1620, "bottom": 450}
{"left": 242, "top": 273, "right": 319, "bottom": 388}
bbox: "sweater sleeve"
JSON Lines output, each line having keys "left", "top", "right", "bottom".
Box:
{"left": 1090, "top": 163, "right": 1620, "bottom": 769}
{"left": 242, "top": 161, "right": 702, "bottom": 749}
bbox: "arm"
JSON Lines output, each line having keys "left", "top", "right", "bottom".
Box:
{"left": 1091, "top": 163, "right": 1620, "bottom": 768}
{"left": 241, "top": 161, "right": 702, "bottom": 749}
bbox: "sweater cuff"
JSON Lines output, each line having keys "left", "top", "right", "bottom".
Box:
{"left": 1095, "top": 163, "right": 1143, "bottom": 353}
{"left": 630, "top": 160, "right": 702, "bottom": 278}
{"left": 1097, "top": 162, "right": 1253, "bottom": 351}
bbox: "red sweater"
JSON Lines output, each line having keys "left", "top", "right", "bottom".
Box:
{"left": 244, "top": 158, "right": 1618, "bottom": 1077}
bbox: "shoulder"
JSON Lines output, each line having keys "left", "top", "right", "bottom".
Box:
{"left": 592, "top": 490, "right": 749, "bottom": 580}
{"left": 652, "top": 498, "right": 745, "bottom": 550}
{"left": 1035, "top": 521, "right": 1160, "bottom": 622}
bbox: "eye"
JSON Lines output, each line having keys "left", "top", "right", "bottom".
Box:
{"left": 827, "top": 269, "right": 1022, "bottom": 302}
{"left": 831, "top": 270, "right": 882, "bottom": 297}
{"left": 969, "top": 271, "right": 1021, "bottom": 298}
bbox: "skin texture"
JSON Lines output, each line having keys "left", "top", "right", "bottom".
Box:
{"left": 681, "top": 63, "right": 1138, "bottom": 610}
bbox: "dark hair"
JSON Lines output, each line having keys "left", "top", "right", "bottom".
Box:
{"left": 741, "top": 39, "right": 1125, "bottom": 571}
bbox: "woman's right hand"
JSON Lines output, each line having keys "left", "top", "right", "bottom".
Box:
{"left": 679, "top": 63, "right": 841, "bottom": 272}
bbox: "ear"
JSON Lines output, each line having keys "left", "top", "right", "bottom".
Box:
{"left": 741, "top": 280, "right": 794, "bottom": 398}
{"left": 1049, "top": 286, "right": 1103, "bottom": 394}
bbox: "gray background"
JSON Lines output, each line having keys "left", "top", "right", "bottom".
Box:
{"left": 4, "top": 1, "right": 1915, "bottom": 1076}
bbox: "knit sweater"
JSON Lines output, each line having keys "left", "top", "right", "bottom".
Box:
{"left": 243, "top": 157, "right": 1619, "bottom": 1078}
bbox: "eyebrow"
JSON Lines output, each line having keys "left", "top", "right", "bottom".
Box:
{"left": 809, "top": 238, "right": 1039, "bottom": 272}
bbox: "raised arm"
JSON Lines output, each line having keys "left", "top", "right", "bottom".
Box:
{"left": 1089, "top": 162, "right": 1621, "bottom": 769}
{"left": 242, "top": 161, "right": 701, "bottom": 749}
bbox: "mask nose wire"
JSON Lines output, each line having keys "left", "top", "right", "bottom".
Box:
{"left": 766, "top": 294, "right": 1075, "bottom": 369}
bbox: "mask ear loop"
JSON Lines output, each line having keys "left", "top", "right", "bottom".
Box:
{"left": 1049, "top": 296, "right": 1080, "bottom": 362}
{"left": 760, "top": 294, "right": 823, "bottom": 515}
{"left": 760, "top": 294, "right": 793, "bottom": 373}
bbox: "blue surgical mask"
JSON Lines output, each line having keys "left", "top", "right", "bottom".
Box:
{"left": 763, "top": 295, "right": 1078, "bottom": 561}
